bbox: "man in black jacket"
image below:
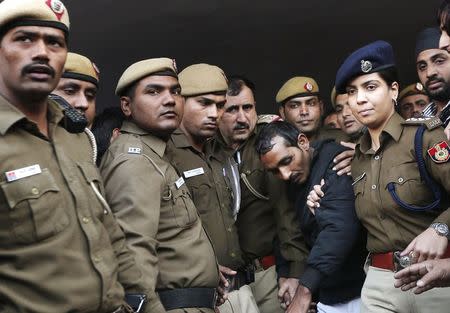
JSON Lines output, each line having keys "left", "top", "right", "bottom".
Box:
{"left": 255, "top": 121, "right": 366, "bottom": 313}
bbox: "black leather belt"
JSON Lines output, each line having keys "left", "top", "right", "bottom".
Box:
{"left": 231, "top": 265, "right": 255, "bottom": 290}
{"left": 158, "top": 287, "right": 217, "bottom": 310}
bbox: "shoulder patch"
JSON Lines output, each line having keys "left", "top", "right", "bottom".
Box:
{"left": 257, "top": 114, "right": 282, "bottom": 125}
{"left": 403, "top": 117, "right": 442, "bottom": 130}
{"left": 428, "top": 141, "right": 450, "bottom": 163}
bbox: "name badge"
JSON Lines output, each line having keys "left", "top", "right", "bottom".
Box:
{"left": 183, "top": 167, "right": 205, "bottom": 178}
{"left": 5, "top": 164, "right": 42, "bottom": 182}
{"left": 175, "top": 176, "right": 185, "bottom": 189}
{"left": 128, "top": 147, "right": 141, "bottom": 154}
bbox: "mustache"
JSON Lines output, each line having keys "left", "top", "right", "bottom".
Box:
{"left": 426, "top": 77, "right": 445, "bottom": 88}
{"left": 21, "top": 63, "right": 55, "bottom": 78}
{"left": 234, "top": 122, "right": 249, "bottom": 130}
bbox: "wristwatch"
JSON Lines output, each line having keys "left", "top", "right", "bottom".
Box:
{"left": 430, "top": 222, "right": 450, "bottom": 240}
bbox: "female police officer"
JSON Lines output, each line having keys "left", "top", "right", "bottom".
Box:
{"left": 332, "top": 40, "right": 450, "bottom": 312}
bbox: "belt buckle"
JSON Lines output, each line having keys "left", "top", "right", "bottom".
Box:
{"left": 393, "top": 251, "right": 411, "bottom": 272}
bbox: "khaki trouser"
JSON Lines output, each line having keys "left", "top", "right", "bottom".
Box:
{"left": 361, "top": 265, "right": 450, "bottom": 313}
{"left": 250, "top": 265, "right": 284, "bottom": 313}
{"left": 219, "top": 284, "right": 260, "bottom": 313}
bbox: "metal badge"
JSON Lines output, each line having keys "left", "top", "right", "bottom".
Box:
{"left": 45, "top": 0, "right": 65, "bottom": 20}
{"left": 415, "top": 82, "right": 424, "bottom": 91}
{"left": 304, "top": 82, "right": 313, "bottom": 92}
{"left": 361, "top": 60, "right": 373, "bottom": 73}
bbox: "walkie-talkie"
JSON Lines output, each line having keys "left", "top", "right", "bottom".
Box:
{"left": 49, "top": 93, "right": 88, "bottom": 133}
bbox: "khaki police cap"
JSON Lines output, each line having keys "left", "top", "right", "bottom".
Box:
{"left": 398, "top": 82, "right": 427, "bottom": 103}
{"left": 115, "top": 58, "right": 178, "bottom": 96}
{"left": 276, "top": 76, "right": 319, "bottom": 104}
{"left": 62, "top": 52, "right": 99, "bottom": 86}
{"left": 179, "top": 63, "right": 228, "bottom": 97}
{"left": 0, "top": 0, "right": 70, "bottom": 34}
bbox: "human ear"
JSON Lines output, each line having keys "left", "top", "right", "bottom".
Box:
{"left": 120, "top": 97, "right": 132, "bottom": 118}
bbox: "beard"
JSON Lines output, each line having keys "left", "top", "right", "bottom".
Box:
{"left": 426, "top": 81, "right": 450, "bottom": 102}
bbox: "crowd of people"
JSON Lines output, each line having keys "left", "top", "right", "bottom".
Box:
{"left": 2, "top": 0, "right": 450, "bottom": 313}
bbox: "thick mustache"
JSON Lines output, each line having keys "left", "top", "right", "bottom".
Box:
{"left": 426, "top": 77, "right": 444, "bottom": 88}
{"left": 22, "top": 63, "right": 55, "bottom": 77}
{"left": 234, "top": 123, "right": 249, "bottom": 130}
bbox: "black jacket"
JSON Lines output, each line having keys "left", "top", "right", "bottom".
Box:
{"left": 288, "top": 140, "right": 367, "bottom": 305}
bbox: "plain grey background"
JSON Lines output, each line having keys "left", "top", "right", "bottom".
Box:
{"left": 64, "top": 0, "right": 442, "bottom": 114}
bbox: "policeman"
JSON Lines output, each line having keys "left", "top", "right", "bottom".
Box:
{"left": 335, "top": 40, "right": 450, "bottom": 313}
{"left": 100, "top": 58, "right": 220, "bottom": 313}
{"left": 0, "top": 0, "right": 149, "bottom": 312}
{"left": 212, "top": 76, "right": 307, "bottom": 313}
{"left": 165, "top": 64, "right": 260, "bottom": 313}
{"left": 330, "top": 87, "right": 366, "bottom": 143}
{"left": 52, "top": 52, "right": 99, "bottom": 127}
{"left": 397, "top": 83, "right": 429, "bottom": 119}
{"left": 276, "top": 76, "right": 348, "bottom": 142}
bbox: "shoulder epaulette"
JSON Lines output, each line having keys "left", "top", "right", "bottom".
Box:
{"left": 402, "top": 117, "right": 442, "bottom": 130}
{"left": 257, "top": 114, "right": 282, "bottom": 125}
{"left": 123, "top": 135, "right": 143, "bottom": 155}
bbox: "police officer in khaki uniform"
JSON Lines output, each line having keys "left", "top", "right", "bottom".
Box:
{"left": 165, "top": 64, "right": 260, "bottom": 313}
{"left": 276, "top": 76, "right": 349, "bottom": 143}
{"left": 52, "top": 52, "right": 100, "bottom": 127}
{"left": 0, "top": 1, "right": 150, "bottom": 312}
{"left": 396, "top": 82, "right": 429, "bottom": 120}
{"left": 213, "top": 76, "right": 308, "bottom": 313}
{"left": 330, "top": 87, "right": 366, "bottom": 143}
{"left": 335, "top": 40, "right": 450, "bottom": 313}
{"left": 100, "top": 58, "right": 220, "bottom": 313}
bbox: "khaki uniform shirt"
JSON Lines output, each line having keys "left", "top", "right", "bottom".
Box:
{"left": 100, "top": 122, "right": 219, "bottom": 313}
{"left": 0, "top": 97, "right": 145, "bottom": 313}
{"left": 166, "top": 129, "right": 244, "bottom": 270}
{"left": 211, "top": 124, "right": 309, "bottom": 277}
{"left": 352, "top": 112, "right": 450, "bottom": 253}
{"left": 314, "top": 127, "right": 350, "bottom": 143}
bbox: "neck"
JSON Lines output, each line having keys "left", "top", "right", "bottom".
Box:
{"left": 180, "top": 124, "right": 206, "bottom": 152}
{"left": 435, "top": 100, "right": 447, "bottom": 115}
{"left": 2, "top": 89, "right": 49, "bottom": 136}
{"left": 304, "top": 129, "right": 319, "bottom": 142}
{"left": 367, "top": 111, "right": 394, "bottom": 151}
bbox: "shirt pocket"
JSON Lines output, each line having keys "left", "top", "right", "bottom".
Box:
{"left": 0, "top": 168, "right": 69, "bottom": 244}
{"left": 186, "top": 176, "right": 213, "bottom": 215}
{"left": 384, "top": 162, "right": 434, "bottom": 207}
{"left": 165, "top": 182, "right": 198, "bottom": 228}
{"left": 353, "top": 173, "right": 366, "bottom": 218}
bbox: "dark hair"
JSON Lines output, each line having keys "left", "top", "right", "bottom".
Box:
{"left": 377, "top": 67, "right": 399, "bottom": 86}
{"left": 227, "top": 75, "right": 256, "bottom": 97}
{"left": 438, "top": 0, "right": 450, "bottom": 33}
{"left": 255, "top": 121, "right": 300, "bottom": 156}
{"left": 91, "top": 106, "right": 125, "bottom": 165}
{"left": 121, "top": 81, "right": 138, "bottom": 99}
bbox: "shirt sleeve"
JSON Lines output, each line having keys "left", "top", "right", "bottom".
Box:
{"left": 268, "top": 173, "right": 309, "bottom": 278}
{"left": 299, "top": 168, "right": 361, "bottom": 293}
{"left": 100, "top": 151, "right": 167, "bottom": 313}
